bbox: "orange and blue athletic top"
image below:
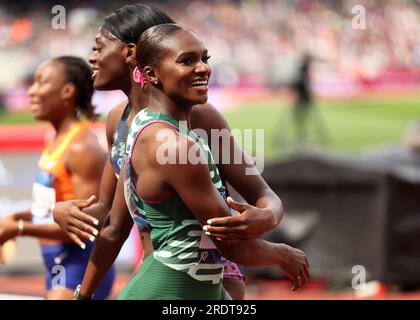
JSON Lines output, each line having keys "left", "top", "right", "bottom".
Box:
{"left": 31, "top": 122, "right": 90, "bottom": 224}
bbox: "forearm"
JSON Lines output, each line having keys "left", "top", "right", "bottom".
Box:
{"left": 219, "top": 239, "right": 286, "bottom": 267}
{"left": 80, "top": 223, "right": 129, "bottom": 298}
{"left": 254, "top": 191, "right": 284, "bottom": 227}
{"left": 10, "top": 211, "right": 32, "bottom": 221}
{"left": 21, "top": 222, "right": 71, "bottom": 241}
{"left": 82, "top": 201, "right": 110, "bottom": 228}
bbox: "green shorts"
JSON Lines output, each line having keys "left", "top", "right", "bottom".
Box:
{"left": 118, "top": 255, "right": 224, "bottom": 300}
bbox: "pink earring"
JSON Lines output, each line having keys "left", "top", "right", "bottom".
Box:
{"left": 133, "top": 66, "right": 145, "bottom": 87}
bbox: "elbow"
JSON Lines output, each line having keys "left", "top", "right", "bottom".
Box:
{"left": 264, "top": 192, "right": 284, "bottom": 228}
{"left": 259, "top": 188, "right": 284, "bottom": 227}
{"left": 269, "top": 191, "right": 284, "bottom": 227}
{"left": 100, "top": 224, "right": 128, "bottom": 245}
{"left": 277, "top": 198, "right": 284, "bottom": 226}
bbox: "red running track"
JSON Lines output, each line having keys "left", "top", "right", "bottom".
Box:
{"left": 0, "top": 274, "right": 420, "bottom": 300}
{"left": 0, "top": 123, "right": 106, "bottom": 152}
{"left": 0, "top": 124, "right": 49, "bottom": 152}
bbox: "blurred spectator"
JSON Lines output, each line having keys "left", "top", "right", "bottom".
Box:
{"left": 0, "top": 0, "right": 419, "bottom": 113}
{"left": 291, "top": 54, "right": 313, "bottom": 144}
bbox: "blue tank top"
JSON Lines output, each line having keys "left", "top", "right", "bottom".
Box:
{"left": 109, "top": 103, "right": 130, "bottom": 178}
{"left": 109, "top": 103, "right": 151, "bottom": 233}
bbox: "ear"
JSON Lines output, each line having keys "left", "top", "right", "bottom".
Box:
{"left": 61, "top": 83, "right": 76, "bottom": 101}
{"left": 142, "top": 66, "right": 159, "bottom": 84}
{"left": 125, "top": 43, "right": 137, "bottom": 68}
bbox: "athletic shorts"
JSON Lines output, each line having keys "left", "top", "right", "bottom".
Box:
{"left": 41, "top": 242, "right": 116, "bottom": 299}
{"left": 223, "top": 259, "right": 246, "bottom": 282}
{"left": 118, "top": 255, "right": 225, "bottom": 300}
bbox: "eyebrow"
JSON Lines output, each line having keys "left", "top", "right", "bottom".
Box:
{"left": 176, "top": 49, "right": 208, "bottom": 57}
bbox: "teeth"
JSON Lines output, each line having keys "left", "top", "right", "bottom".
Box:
{"left": 191, "top": 81, "right": 207, "bottom": 86}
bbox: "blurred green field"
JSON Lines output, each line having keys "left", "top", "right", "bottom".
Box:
{"left": 0, "top": 111, "right": 38, "bottom": 124}
{"left": 223, "top": 95, "right": 420, "bottom": 161}
{"left": 1, "top": 95, "right": 419, "bottom": 161}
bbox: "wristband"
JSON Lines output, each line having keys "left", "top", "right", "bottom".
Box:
{"left": 17, "top": 219, "right": 24, "bottom": 236}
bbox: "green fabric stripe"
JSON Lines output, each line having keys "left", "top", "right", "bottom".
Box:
{"left": 118, "top": 256, "right": 224, "bottom": 300}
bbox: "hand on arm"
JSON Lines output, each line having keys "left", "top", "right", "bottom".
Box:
{"left": 53, "top": 196, "right": 100, "bottom": 249}
{"left": 157, "top": 131, "right": 309, "bottom": 290}
{"left": 190, "top": 104, "right": 283, "bottom": 241}
{"left": 53, "top": 160, "right": 118, "bottom": 248}
{"left": 202, "top": 196, "right": 276, "bottom": 243}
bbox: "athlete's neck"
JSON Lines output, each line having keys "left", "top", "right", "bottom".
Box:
{"left": 122, "top": 77, "right": 148, "bottom": 114}
{"left": 51, "top": 113, "right": 79, "bottom": 139}
{"left": 147, "top": 94, "right": 192, "bottom": 122}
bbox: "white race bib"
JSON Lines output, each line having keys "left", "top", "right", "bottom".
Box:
{"left": 31, "top": 182, "right": 56, "bottom": 223}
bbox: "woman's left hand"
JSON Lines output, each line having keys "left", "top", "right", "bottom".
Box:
{"left": 277, "top": 244, "right": 310, "bottom": 291}
{"left": 203, "top": 197, "right": 276, "bottom": 243}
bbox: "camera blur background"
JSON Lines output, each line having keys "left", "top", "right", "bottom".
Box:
{"left": 0, "top": 0, "right": 420, "bottom": 299}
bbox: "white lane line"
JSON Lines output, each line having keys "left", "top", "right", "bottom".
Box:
{"left": 0, "top": 293, "right": 43, "bottom": 300}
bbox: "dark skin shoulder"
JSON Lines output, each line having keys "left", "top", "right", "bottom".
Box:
{"left": 105, "top": 99, "right": 129, "bottom": 153}
{"left": 66, "top": 128, "right": 107, "bottom": 200}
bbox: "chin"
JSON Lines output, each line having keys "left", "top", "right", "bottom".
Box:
{"left": 193, "top": 95, "right": 208, "bottom": 105}
{"left": 93, "top": 78, "right": 115, "bottom": 91}
{"left": 93, "top": 81, "right": 108, "bottom": 90}
{"left": 32, "top": 113, "right": 48, "bottom": 121}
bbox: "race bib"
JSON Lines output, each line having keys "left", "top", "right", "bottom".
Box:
{"left": 31, "top": 170, "right": 56, "bottom": 224}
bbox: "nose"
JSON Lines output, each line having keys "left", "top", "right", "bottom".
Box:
{"left": 27, "top": 82, "right": 36, "bottom": 97}
{"left": 195, "top": 60, "right": 211, "bottom": 77}
{"left": 88, "top": 50, "right": 97, "bottom": 67}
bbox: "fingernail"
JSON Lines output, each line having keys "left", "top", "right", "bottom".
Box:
{"left": 216, "top": 237, "right": 221, "bottom": 241}
{"left": 81, "top": 243, "right": 86, "bottom": 250}
{"left": 93, "top": 219, "right": 99, "bottom": 226}
{"left": 205, "top": 232, "right": 211, "bottom": 236}
{"left": 89, "top": 236, "right": 95, "bottom": 242}
{"left": 93, "top": 229, "right": 99, "bottom": 236}
{"left": 202, "top": 226, "right": 208, "bottom": 231}
{"left": 207, "top": 219, "right": 212, "bottom": 225}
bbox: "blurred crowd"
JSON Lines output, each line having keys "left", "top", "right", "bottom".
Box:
{"left": 0, "top": 0, "right": 419, "bottom": 110}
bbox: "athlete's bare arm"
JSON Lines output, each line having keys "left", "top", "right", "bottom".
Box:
{"left": 53, "top": 101, "right": 128, "bottom": 247}
{"left": 0, "top": 128, "right": 106, "bottom": 245}
{"left": 79, "top": 164, "right": 133, "bottom": 298}
{"left": 135, "top": 123, "right": 309, "bottom": 290}
{"left": 190, "top": 103, "right": 283, "bottom": 242}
